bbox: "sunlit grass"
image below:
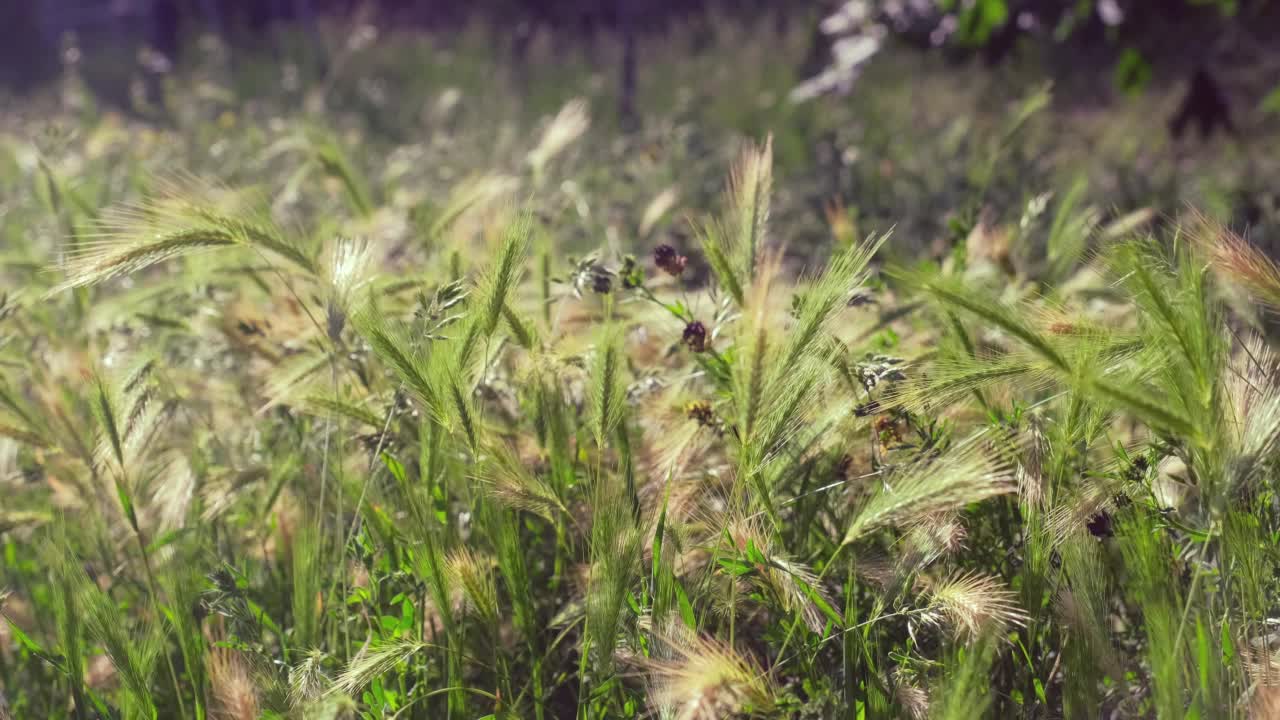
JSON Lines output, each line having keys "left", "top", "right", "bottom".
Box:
{"left": 0, "top": 19, "right": 1278, "bottom": 720}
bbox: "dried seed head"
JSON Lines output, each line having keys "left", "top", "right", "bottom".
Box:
{"left": 643, "top": 633, "right": 775, "bottom": 720}
{"left": 893, "top": 674, "right": 929, "bottom": 720}
{"left": 685, "top": 400, "right": 716, "bottom": 428}
{"left": 445, "top": 548, "right": 498, "bottom": 622}
{"left": 207, "top": 646, "right": 260, "bottom": 720}
{"left": 918, "top": 570, "right": 1028, "bottom": 640}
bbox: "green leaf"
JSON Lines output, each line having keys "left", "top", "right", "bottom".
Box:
{"left": 246, "top": 597, "right": 283, "bottom": 639}
{"left": 1260, "top": 85, "right": 1280, "bottom": 115}
{"left": 114, "top": 479, "right": 139, "bottom": 533}
{"left": 89, "top": 375, "right": 139, "bottom": 534}
{"left": 675, "top": 582, "right": 696, "bottom": 629}
{"left": 144, "top": 528, "right": 187, "bottom": 554}
{"left": 401, "top": 601, "right": 415, "bottom": 633}
{"left": 382, "top": 452, "right": 407, "bottom": 484}
{"left": 717, "top": 558, "right": 756, "bottom": 576}
{"left": 1114, "top": 48, "right": 1151, "bottom": 96}
{"left": 1196, "top": 619, "right": 1211, "bottom": 702}
{"left": 1221, "top": 620, "right": 1235, "bottom": 666}
{"left": 380, "top": 615, "right": 401, "bottom": 636}
{"left": 957, "top": 0, "right": 1009, "bottom": 44}
{"left": 651, "top": 489, "right": 668, "bottom": 600}
{"left": 1, "top": 613, "right": 66, "bottom": 672}
{"left": 792, "top": 574, "right": 844, "bottom": 628}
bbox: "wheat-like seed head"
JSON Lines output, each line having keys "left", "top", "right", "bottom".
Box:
{"left": 428, "top": 173, "right": 520, "bottom": 245}
{"left": 330, "top": 637, "right": 427, "bottom": 698}
{"left": 444, "top": 547, "right": 499, "bottom": 622}
{"left": 445, "top": 370, "right": 479, "bottom": 453}
{"left": 476, "top": 214, "right": 532, "bottom": 338}
{"left": 1249, "top": 685, "right": 1280, "bottom": 720}
{"left": 720, "top": 515, "right": 838, "bottom": 633}
{"left": 892, "top": 668, "right": 930, "bottom": 720}
{"left": 589, "top": 325, "right": 626, "bottom": 449}
{"left": 643, "top": 632, "right": 775, "bottom": 720}
{"left": 47, "top": 182, "right": 315, "bottom": 297}
{"left": 780, "top": 229, "right": 889, "bottom": 374}
{"left": 586, "top": 480, "right": 644, "bottom": 669}
{"left": 50, "top": 228, "right": 238, "bottom": 297}
{"left": 1193, "top": 211, "right": 1280, "bottom": 310}
{"left": 527, "top": 98, "right": 590, "bottom": 176}
{"left": 844, "top": 432, "right": 1017, "bottom": 544}
{"left": 147, "top": 450, "right": 196, "bottom": 534}
{"left": 640, "top": 187, "right": 679, "bottom": 238}
{"left": 79, "top": 580, "right": 160, "bottom": 714}
{"left": 637, "top": 391, "right": 716, "bottom": 498}
{"left": 897, "top": 512, "right": 968, "bottom": 571}
{"left": 473, "top": 440, "right": 566, "bottom": 521}
{"left": 325, "top": 235, "right": 373, "bottom": 305}
{"left": 207, "top": 645, "right": 261, "bottom": 720}
{"left": 727, "top": 135, "right": 773, "bottom": 280}
{"left": 917, "top": 570, "right": 1028, "bottom": 640}
{"left": 258, "top": 351, "right": 333, "bottom": 415}
{"left": 1242, "top": 644, "right": 1280, "bottom": 719}
{"left": 353, "top": 303, "right": 443, "bottom": 421}
{"left": 1222, "top": 332, "right": 1280, "bottom": 492}
{"left": 288, "top": 649, "right": 331, "bottom": 708}
{"left": 199, "top": 467, "right": 270, "bottom": 522}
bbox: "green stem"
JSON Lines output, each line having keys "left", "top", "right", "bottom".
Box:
{"left": 134, "top": 532, "right": 189, "bottom": 720}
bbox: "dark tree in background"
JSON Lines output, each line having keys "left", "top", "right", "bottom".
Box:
{"left": 0, "top": 3, "right": 60, "bottom": 92}
{"left": 797, "top": 0, "right": 1279, "bottom": 139}
{"left": 4, "top": 0, "right": 1279, "bottom": 140}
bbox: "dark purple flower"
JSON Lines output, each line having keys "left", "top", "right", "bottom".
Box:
{"left": 590, "top": 269, "right": 613, "bottom": 294}
{"left": 683, "top": 321, "right": 708, "bottom": 353}
{"left": 653, "top": 244, "right": 688, "bottom": 277}
{"left": 1086, "top": 510, "right": 1114, "bottom": 538}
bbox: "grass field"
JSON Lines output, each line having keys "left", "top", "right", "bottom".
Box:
{"left": 3, "top": 18, "right": 1280, "bottom": 720}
